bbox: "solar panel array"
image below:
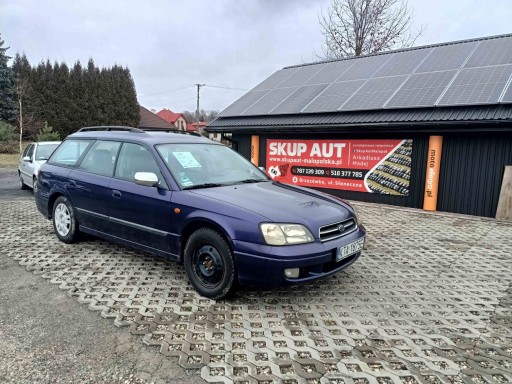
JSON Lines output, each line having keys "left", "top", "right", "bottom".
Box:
{"left": 219, "top": 35, "right": 512, "bottom": 117}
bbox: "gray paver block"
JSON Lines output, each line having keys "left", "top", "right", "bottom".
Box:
{"left": 1, "top": 201, "right": 511, "bottom": 383}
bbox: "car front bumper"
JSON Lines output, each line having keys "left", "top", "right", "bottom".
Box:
{"left": 234, "top": 225, "right": 366, "bottom": 288}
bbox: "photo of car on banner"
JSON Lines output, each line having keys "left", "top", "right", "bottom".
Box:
{"left": 266, "top": 139, "right": 413, "bottom": 196}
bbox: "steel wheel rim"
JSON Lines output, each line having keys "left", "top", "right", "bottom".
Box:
{"left": 192, "top": 244, "right": 225, "bottom": 288}
{"left": 55, "top": 203, "right": 71, "bottom": 237}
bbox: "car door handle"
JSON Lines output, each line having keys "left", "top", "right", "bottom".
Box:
{"left": 112, "top": 190, "right": 122, "bottom": 199}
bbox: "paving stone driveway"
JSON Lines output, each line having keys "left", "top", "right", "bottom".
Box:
{"left": 1, "top": 200, "right": 511, "bottom": 384}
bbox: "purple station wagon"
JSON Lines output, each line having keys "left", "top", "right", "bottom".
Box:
{"left": 35, "top": 127, "right": 365, "bottom": 299}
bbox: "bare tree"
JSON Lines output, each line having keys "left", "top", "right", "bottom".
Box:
{"left": 319, "top": 0, "right": 424, "bottom": 59}
{"left": 12, "top": 53, "right": 32, "bottom": 151}
{"left": 16, "top": 80, "right": 24, "bottom": 152}
{"left": 182, "top": 109, "right": 219, "bottom": 123}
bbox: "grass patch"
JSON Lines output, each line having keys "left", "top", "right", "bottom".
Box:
{"left": 0, "top": 153, "right": 20, "bottom": 168}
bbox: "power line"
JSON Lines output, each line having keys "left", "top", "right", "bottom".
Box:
{"left": 204, "top": 84, "right": 249, "bottom": 91}
{"left": 141, "top": 85, "right": 193, "bottom": 97}
{"left": 167, "top": 96, "right": 197, "bottom": 104}
{"left": 141, "top": 83, "right": 248, "bottom": 99}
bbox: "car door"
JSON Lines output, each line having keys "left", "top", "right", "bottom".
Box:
{"left": 66, "top": 140, "right": 121, "bottom": 233}
{"left": 109, "top": 142, "right": 174, "bottom": 254}
{"left": 20, "top": 144, "right": 35, "bottom": 185}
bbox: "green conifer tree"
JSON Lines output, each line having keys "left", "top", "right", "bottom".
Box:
{"left": 51, "top": 61, "right": 71, "bottom": 136}
{"left": 36, "top": 121, "right": 60, "bottom": 141}
{"left": 0, "top": 34, "right": 15, "bottom": 122}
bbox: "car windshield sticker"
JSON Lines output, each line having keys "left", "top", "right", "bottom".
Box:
{"left": 179, "top": 172, "right": 193, "bottom": 187}
{"left": 173, "top": 152, "right": 202, "bottom": 168}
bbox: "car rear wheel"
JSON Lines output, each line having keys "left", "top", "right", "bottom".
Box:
{"left": 19, "top": 173, "right": 28, "bottom": 190}
{"left": 184, "top": 228, "right": 236, "bottom": 299}
{"left": 52, "top": 196, "right": 79, "bottom": 243}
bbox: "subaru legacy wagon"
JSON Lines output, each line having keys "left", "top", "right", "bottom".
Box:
{"left": 35, "top": 127, "right": 365, "bottom": 299}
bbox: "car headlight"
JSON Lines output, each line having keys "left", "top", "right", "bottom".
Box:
{"left": 260, "top": 223, "right": 314, "bottom": 245}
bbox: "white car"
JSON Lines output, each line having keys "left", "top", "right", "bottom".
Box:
{"left": 18, "top": 141, "right": 61, "bottom": 190}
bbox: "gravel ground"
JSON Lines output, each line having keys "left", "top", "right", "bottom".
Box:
{"left": 0, "top": 168, "right": 33, "bottom": 201}
{"left": 0, "top": 168, "right": 203, "bottom": 384}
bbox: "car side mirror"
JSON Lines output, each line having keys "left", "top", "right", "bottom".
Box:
{"left": 134, "top": 172, "right": 159, "bottom": 187}
{"left": 23, "top": 156, "right": 31, "bottom": 162}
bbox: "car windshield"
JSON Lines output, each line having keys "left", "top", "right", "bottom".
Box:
{"left": 156, "top": 143, "right": 269, "bottom": 189}
{"left": 35, "top": 143, "right": 60, "bottom": 160}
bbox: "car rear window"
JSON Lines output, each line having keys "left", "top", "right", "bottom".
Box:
{"left": 48, "top": 139, "right": 94, "bottom": 167}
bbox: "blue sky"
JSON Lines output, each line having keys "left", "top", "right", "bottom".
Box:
{"left": 2, "top": 0, "right": 511, "bottom": 113}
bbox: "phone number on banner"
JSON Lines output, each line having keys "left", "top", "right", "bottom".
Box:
{"left": 290, "top": 166, "right": 368, "bottom": 180}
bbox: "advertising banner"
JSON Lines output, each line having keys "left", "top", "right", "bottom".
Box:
{"left": 266, "top": 139, "right": 413, "bottom": 195}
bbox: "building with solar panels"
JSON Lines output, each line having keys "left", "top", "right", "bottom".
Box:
{"left": 207, "top": 34, "right": 512, "bottom": 218}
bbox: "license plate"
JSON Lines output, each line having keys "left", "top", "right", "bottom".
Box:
{"left": 337, "top": 237, "right": 365, "bottom": 262}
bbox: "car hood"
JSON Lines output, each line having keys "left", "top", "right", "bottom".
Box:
{"left": 190, "top": 181, "right": 352, "bottom": 232}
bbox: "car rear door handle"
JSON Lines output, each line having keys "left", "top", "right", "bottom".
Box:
{"left": 112, "top": 190, "right": 122, "bottom": 199}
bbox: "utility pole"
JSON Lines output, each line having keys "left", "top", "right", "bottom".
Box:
{"left": 195, "top": 83, "right": 206, "bottom": 135}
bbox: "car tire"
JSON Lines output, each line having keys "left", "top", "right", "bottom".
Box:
{"left": 52, "top": 196, "right": 79, "bottom": 243}
{"left": 33, "top": 176, "right": 38, "bottom": 192}
{"left": 184, "top": 228, "right": 236, "bottom": 299}
{"left": 19, "top": 173, "right": 28, "bottom": 190}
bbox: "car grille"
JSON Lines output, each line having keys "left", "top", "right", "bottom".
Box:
{"left": 319, "top": 218, "right": 357, "bottom": 242}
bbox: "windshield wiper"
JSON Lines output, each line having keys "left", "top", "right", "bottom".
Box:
{"left": 183, "top": 183, "right": 224, "bottom": 190}
{"left": 237, "top": 178, "right": 268, "bottom": 184}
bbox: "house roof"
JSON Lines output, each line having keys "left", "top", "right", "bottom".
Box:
{"left": 186, "top": 122, "right": 208, "bottom": 132}
{"left": 207, "top": 104, "right": 512, "bottom": 134}
{"left": 209, "top": 33, "right": 512, "bottom": 133}
{"left": 157, "top": 109, "right": 186, "bottom": 124}
{"left": 138, "top": 106, "right": 176, "bottom": 130}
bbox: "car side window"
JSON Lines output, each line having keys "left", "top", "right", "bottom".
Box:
{"left": 26, "top": 144, "right": 35, "bottom": 160}
{"left": 22, "top": 144, "right": 32, "bottom": 158}
{"left": 115, "top": 143, "right": 164, "bottom": 185}
{"left": 49, "top": 140, "right": 93, "bottom": 167}
{"left": 79, "top": 140, "right": 121, "bottom": 177}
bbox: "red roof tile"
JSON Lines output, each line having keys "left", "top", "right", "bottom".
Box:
{"left": 156, "top": 109, "right": 186, "bottom": 124}
{"left": 138, "top": 106, "right": 176, "bottom": 129}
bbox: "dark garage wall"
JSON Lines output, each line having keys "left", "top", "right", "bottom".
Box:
{"left": 233, "top": 132, "right": 430, "bottom": 209}
{"left": 232, "top": 130, "right": 512, "bottom": 217}
{"left": 437, "top": 133, "right": 512, "bottom": 217}
{"left": 232, "top": 133, "right": 252, "bottom": 160}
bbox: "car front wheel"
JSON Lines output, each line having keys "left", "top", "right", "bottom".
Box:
{"left": 184, "top": 228, "right": 236, "bottom": 299}
{"left": 52, "top": 196, "right": 79, "bottom": 243}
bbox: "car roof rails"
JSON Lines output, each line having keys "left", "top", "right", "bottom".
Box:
{"left": 77, "top": 126, "right": 144, "bottom": 133}
{"left": 77, "top": 126, "right": 203, "bottom": 137}
{"left": 141, "top": 128, "right": 202, "bottom": 137}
